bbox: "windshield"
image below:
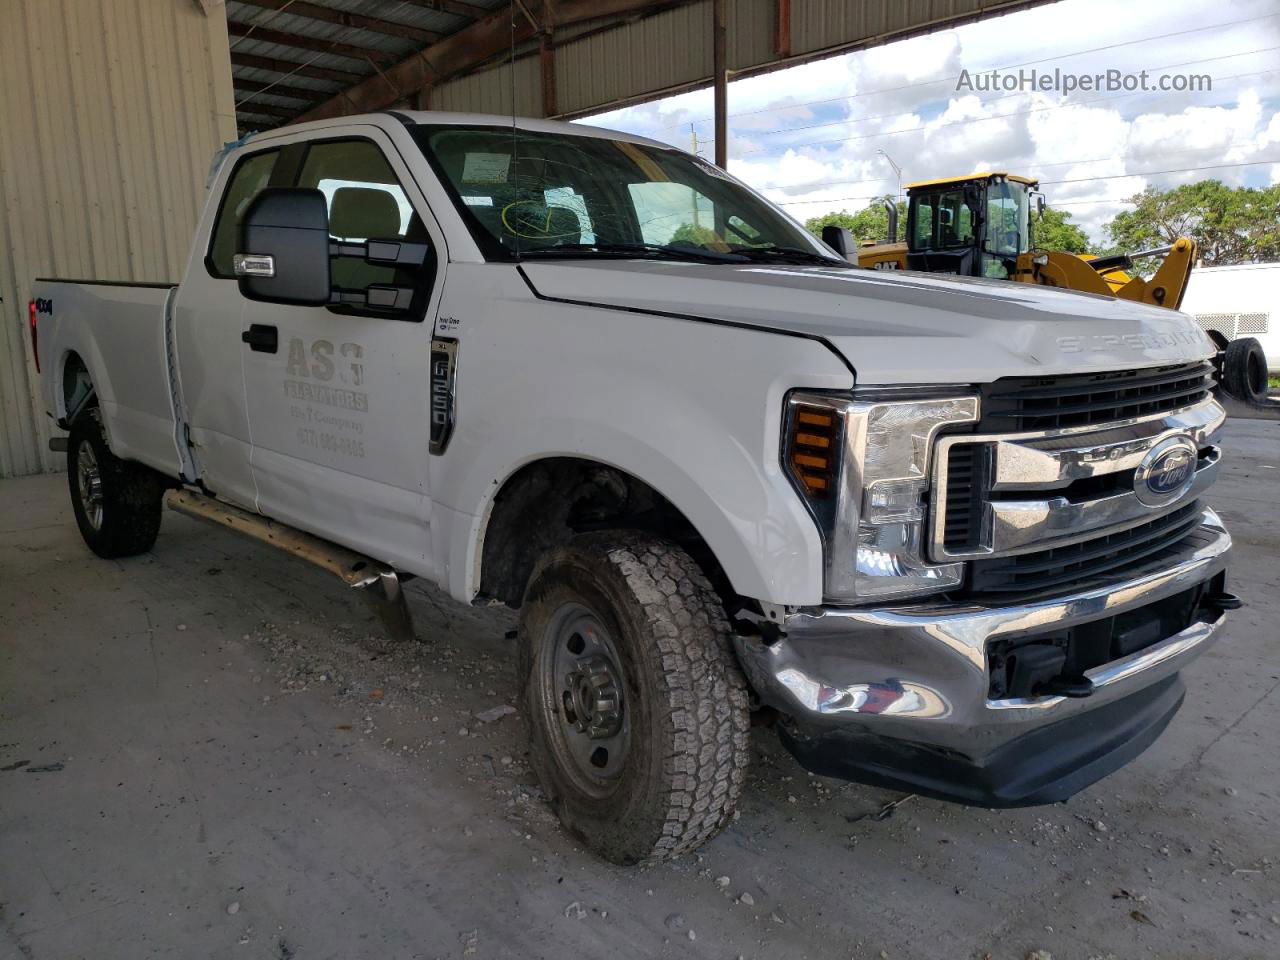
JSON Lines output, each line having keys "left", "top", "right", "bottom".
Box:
{"left": 411, "top": 124, "right": 842, "bottom": 265}
{"left": 908, "top": 188, "right": 976, "bottom": 252}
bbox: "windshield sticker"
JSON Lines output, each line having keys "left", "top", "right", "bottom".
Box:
{"left": 461, "top": 152, "right": 511, "bottom": 184}
{"left": 462, "top": 195, "right": 494, "bottom": 206}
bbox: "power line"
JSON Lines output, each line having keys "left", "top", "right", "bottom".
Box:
{"left": 1041, "top": 159, "right": 1280, "bottom": 186}
{"left": 736, "top": 67, "right": 1275, "bottom": 156}
{"left": 752, "top": 138, "right": 1264, "bottom": 192}
{"left": 753, "top": 156, "right": 1109, "bottom": 193}
{"left": 657, "top": 12, "right": 1279, "bottom": 131}
{"left": 746, "top": 46, "right": 1279, "bottom": 140}
{"left": 772, "top": 158, "right": 1280, "bottom": 206}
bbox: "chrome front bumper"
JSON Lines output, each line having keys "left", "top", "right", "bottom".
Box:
{"left": 736, "top": 509, "right": 1232, "bottom": 764}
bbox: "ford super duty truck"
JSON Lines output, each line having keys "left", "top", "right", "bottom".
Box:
{"left": 31, "top": 111, "right": 1237, "bottom": 865}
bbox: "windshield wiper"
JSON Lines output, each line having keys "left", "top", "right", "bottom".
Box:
{"left": 518, "top": 242, "right": 748, "bottom": 264}
{"left": 729, "top": 245, "right": 850, "bottom": 266}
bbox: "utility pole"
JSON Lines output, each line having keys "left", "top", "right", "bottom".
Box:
{"left": 689, "top": 125, "right": 714, "bottom": 158}
{"left": 690, "top": 125, "right": 714, "bottom": 228}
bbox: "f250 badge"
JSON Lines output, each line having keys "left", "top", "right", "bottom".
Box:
{"left": 34, "top": 298, "right": 53, "bottom": 314}
{"left": 429, "top": 337, "right": 458, "bottom": 455}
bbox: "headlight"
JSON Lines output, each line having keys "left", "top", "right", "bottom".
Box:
{"left": 784, "top": 390, "right": 978, "bottom": 602}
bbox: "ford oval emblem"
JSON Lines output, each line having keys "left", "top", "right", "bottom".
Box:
{"left": 1134, "top": 436, "right": 1198, "bottom": 507}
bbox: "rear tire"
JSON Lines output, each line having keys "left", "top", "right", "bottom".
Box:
{"left": 1222, "top": 337, "right": 1268, "bottom": 404}
{"left": 67, "top": 410, "right": 165, "bottom": 558}
{"left": 518, "top": 531, "right": 750, "bottom": 864}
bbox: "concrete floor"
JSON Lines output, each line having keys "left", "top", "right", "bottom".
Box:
{"left": 2, "top": 420, "right": 1277, "bottom": 960}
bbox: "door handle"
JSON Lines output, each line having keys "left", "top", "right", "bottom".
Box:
{"left": 241, "top": 324, "right": 278, "bottom": 353}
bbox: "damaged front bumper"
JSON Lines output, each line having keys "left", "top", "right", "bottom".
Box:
{"left": 735, "top": 509, "right": 1234, "bottom": 806}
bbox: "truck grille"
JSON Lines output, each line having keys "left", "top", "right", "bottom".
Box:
{"left": 978, "top": 361, "right": 1214, "bottom": 432}
{"left": 942, "top": 443, "right": 987, "bottom": 550}
{"left": 965, "top": 501, "right": 1203, "bottom": 598}
{"left": 931, "top": 369, "right": 1222, "bottom": 601}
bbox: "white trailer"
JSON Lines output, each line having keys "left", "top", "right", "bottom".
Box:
{"left": 1180, "top": 262, "right": 1280, "bottom": 373}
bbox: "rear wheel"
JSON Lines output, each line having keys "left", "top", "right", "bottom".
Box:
{"left": 67, "top": 410, "right": 165, "bottom": 558}
{"left": 1222, "top": 337, "right": 1268, "bottom": 404}
{"left": 518, "top": 531, "right": 750, "bottom": 864}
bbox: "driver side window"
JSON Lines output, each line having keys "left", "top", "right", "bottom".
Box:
{"left": 297, "top": 139, "right": 426, "bottom": 293}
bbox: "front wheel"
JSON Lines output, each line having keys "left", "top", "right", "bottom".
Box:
{"left": 518, "top": 532, "right": 750, "bottom": 864}
{"left": 67, "top": 410, "right": 165, "bottom": 558}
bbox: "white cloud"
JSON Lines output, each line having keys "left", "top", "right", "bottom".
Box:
{"left": 584, "top": 0, "right": 1280, "bottom": 243}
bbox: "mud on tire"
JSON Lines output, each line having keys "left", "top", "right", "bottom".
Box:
{"left": 518, "top": 531, "right": 751, "bottom": 864}
{"left": 67, "top": 409, "right": 166, "bottom": 558}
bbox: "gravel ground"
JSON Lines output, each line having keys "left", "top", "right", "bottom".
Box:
{"left": 1, "top": 419, "right": 1277, "bottom": 960}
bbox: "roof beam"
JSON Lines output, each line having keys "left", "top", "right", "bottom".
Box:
{"left": 226, "top": 22, "right": 401, "bottom": 65}
{"left": 230, "top": 51, "right": 364, "bottom": 85}
{"left": 235, "top": 1, "right": 442, "bottom": 44}
{"left": 296, "top": 0, "right": 695, "bottom": 123}
{"left": 233, "top": 77, "right": 326, "bottom": 103}
{"left": 396, "top": 0, "right": 492, "bottom": 19}
{"left": 239, "top": 118, "right": 285, "bottom": 132}
{"left": 230, "top": 100, "right": 301, "bottom": 120}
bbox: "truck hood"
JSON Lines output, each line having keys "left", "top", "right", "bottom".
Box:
{"left": 520, "top": 261, "right": 1215, "bottom": 384}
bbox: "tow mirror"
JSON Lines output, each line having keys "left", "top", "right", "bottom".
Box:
{"left": 822, "top": 225, "right": 854, "bottom": 260}
{"left": 236, "top": 188, "right": 331, "bottom": 306}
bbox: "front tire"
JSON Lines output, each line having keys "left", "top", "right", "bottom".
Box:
{"left": 67, "top": 410, "right": 165, "bottom": 558}
{"left": 518, "top": 532, "right": 750, "bottom": 864}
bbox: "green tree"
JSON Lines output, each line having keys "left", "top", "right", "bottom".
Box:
{"left": 1104, "top": 180, "right": 1280, "bottom": 266}
{"left": 669, "top": 222, "right": 721, "bottom": 247}
{"left": 1030, "top": 207, "right": 1092, "bottom": 254}
{"left": 805, "top": 197, "right": 906, "bottom": 245}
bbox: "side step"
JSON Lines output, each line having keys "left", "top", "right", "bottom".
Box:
{"left": 165, "top": 489, "right": 418, "bottom": 644}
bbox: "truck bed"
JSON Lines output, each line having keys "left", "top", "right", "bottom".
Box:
{"left": 33, "top": 278, "right": 184, "bottom": 479}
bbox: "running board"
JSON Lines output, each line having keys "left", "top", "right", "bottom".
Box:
{"left": 164, "top": 489, "right": 418, "bottom": 644}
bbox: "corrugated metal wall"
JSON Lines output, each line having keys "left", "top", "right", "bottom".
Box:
{"left": 430, "top": 0, "right": 1041, "bottom": 120}
{"left": 0, "top": 0, "right": 236, "bottom": 479}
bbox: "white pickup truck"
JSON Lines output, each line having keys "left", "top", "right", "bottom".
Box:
{"left": 31, "top": 111, "right": 1237, "bottom": 865}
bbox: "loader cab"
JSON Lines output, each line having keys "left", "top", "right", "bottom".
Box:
{"left": 905, "top": 173, "right": 1039, "bottom": 279}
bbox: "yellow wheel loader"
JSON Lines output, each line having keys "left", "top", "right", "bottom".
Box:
{"left": 827, "top": 173, "right": 1196, "bottom": 310}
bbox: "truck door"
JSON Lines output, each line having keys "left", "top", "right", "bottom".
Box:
{"left": 172, "top": 145, "right": 284, "bottom": 511}
{"left": 239, "top": 132, "right": 445, "bottom": 574}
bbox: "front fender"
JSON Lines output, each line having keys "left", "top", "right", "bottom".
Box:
{"left": 429, "top": 267, "right": 853, "bottom": 606}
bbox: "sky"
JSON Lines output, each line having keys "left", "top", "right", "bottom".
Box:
{"left": 581, "top": 0, "right": 1280, "bottom": 245}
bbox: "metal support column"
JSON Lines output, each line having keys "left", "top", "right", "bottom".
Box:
{"left": 712, "top": 0, "right": 727, "bottom": 169}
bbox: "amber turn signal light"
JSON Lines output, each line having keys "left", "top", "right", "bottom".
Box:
{"left": 787, "top": 403, "right": 840, "bottom": 498}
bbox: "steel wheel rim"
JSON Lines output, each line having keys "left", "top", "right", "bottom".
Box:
{"left": 537, "top": 602, "right": 632, "bottom": 797}
{"left": 76, "top": 443, "right": 104, "bottom": 531}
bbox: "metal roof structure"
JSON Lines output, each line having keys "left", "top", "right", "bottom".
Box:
{"left": 225, "top": 1, "right": 1056, "bottom": 141}
{"left": 227, "top": 0, "right": 508, "bottom": 134}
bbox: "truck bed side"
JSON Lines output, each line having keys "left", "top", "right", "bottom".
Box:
{"left": 34, "top": 279, "right": 184, "bottom": 479}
